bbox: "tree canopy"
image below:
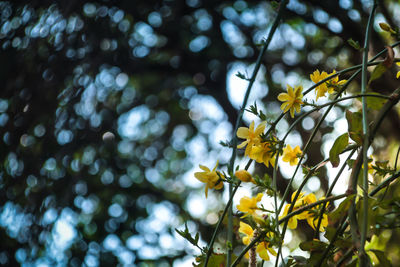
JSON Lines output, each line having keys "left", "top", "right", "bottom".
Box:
{"left": 1, "top": 0, "right": 400, "bottom": 266}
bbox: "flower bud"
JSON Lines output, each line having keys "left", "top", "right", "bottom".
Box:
{"left": 235, "top": 170, "right": 253, "bottom": 182}
{"left": 379, "top": 22, "right": 396, "bottom": 34}
{"left": 379, "top": 22, "right": 391, "bottom": 32}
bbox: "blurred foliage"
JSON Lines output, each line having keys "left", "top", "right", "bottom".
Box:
{"left": 1, "top": 0, "right": 400, "bottom": 266}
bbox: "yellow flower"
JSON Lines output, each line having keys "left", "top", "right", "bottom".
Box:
{"left": 307, "top": 212, "right": 328, "bottom": 232}
{"left": 280, "top": 191, "right": 309, "bottom": 229}
{"left": 310, "top": 69, "right": 331, "bottom": 100}
{"left": 238, "top": 222, "right": 276, "bottom": 261}
{"left": 235, "top": 169, "right": 255, "bottom": 183}
{"left": 303, "top": 194, "right": 329, "bottom": 232}
{"left": 277, "top": 85, "right": 304, "bottom": 118}
{"left": 194, "top": 161, "right": 223, "bottom": 198}
{"left": 282, "top": 145, "right": 302, "bottom": 166}
{"left": 328, "top": 70, "right": 347, "bottom": 88}
{"left": 237, "top": 121, "right": 266, "bottom": 156}
{"left": 249, "top": 141, "right": 276, "bottom": 168}
{"left": 396, "top": 62, "right": 400, "bottom": 79}
{"left": 256, "top": 241, "right": 277, "bottom": 261}
{"left": 280, "top": 192, "right": 329, "bottom": 232}
{"left": 236, "top": 193, "right": 263, "bottom": 217}
{"left": 239, "top": 221, "right": 254, "bottom": 245}
{"left": 279, "top": 191, "right": 316, "bottom": 229}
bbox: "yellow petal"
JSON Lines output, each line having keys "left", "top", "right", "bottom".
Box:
{"left": 280, "top": 102, "right": 289, "bottom": 112}
{"left": 256, "top": 242, "right": 270, "bottom": 261}
{"left": 235, "top": 170, "right": 252, "bottom": 182}
{"left": 278, "top": 93, "right": 289, "bottom": 101}
{"left": 254, "top": 121, "right": 266, "bottom": 135}
{"left": 212, "top": 161, "right": 219, "bottom": 172}
{"left": 237, "top": 140, "right": 248, "bottom": 149}
{"left": 268, "top": 246, "right": 277, "bottom": 256}
{"left": 194, "top": 172, "right": 207, "bottom": 183}
{"left": 289, "top": 107, "right": 295, "bottom": 118}
{"left": 239, "top": 222, "right": 253, "bottom": 237}
{"left": 288, "top": 216, "right": 298, "bottom": 229}
{"left": 237, "top": 127, "right": 249, "bottom": 138}
{"left": 248, "top": 121, "right": 255, "bottom": 132}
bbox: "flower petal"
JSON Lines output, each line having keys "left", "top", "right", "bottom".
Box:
{"left": 237, "top": 127, "right": 249, "bottom": 138}
{"left": 278, "top": 93, "right": 289, "bottom": 101}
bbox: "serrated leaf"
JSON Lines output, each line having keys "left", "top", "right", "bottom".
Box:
{"left": 366, "top": 93, "right": 387, "bottom": 110}
{"left": 328, "top": 194, "right": 356, "bottom": 225}
{"left": 299, "top": 240, "right": 327, "bottom": 251}
{"left": 329, "top": 133, "right": 349, "bottom": 167}
{"left": 368, "top": 63, "right": 388, "bottom": 85}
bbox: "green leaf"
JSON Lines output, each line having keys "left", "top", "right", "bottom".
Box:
{"left": 299, "top": 240, "right": 327, "bottom": 251}
{"left": 193, "top": 253, "right": 246, "bottom": 267}
{"left": 334, "top": 238, "right": 353, "bottom": 249}
{"left": 348, "top": 38, "right": 361, "bottom": 50}
{"left": 328, "top": 194, "right": 356, "bottom": 225}
{"left": 175, "top": 223, "right": 200, "bottom": 249}
{"left": 346, "top": 110, "right": 362, "bottom": 133}
{"left": 368, "top": 63, "right": 388, "bottom": 85}
{"left": 346, "top": 110, "right": 363, "bottom": 145}
{"left": 324, "top": 226, "right": 336, "bottom": 241}
{"left": 369, "top": 249, "right": 392, "bottom": 267}
{"left": 329, "top": 133, "right": 349, "bottom": 167}
{"left": 366, "top": 93, "right": 387, "bottom": 110}
{"left": 236, "top": 72, "right": 249, "bottom": 81}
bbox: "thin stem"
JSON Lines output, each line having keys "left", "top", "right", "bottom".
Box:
{"left": 274, "top": 69, "right": 362, "bottom": 266}
{"left": 314, "top": 149, "right": 357, "bottom": 239}
{"left": 360, "top": 4, "right": 376, "bottom": 264}
{"left": 203, "top": 1, "right": 289, "bottom": 265}
{"left": 316, "top": 170, "right": 400, "bottom": 266}
{"left": 282, "top": 93, "right": 390, "bottom": 141}
{"left": 369, "top": 170, "right": 400, "bottom": 197}
{"left": 232, "top": 194, "right": 349, "bottom": 267}
{"left": 277, "top": 193, "right": 348, "bottom": 224}
{"left": 316, "top": 215, "right": 349, "bottom": 266}
{"left": 394, "top": 146, "right": 400, "bottom": 171}
{"left": 204, "top": 182, "right": 241, "bottom": 266}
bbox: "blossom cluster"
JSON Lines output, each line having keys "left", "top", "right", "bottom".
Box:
{"left": 192, "top": 69, "right": 349, "bottom": 262}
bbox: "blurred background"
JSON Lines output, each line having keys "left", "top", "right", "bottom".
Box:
{"left": 1, "top": 0, "right": 400, "bottom": 266}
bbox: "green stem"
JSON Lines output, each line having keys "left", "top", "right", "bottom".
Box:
{"left": 317, "top": 170, "right": 400, "bottom": 266}
{"left": 359, "top": 4, "right": 377, "bottom": 264}
{"left": 204, "top": 2, "right": 289, "bottom": 265}
{"left": 314, "top": 149, "right": 357, "bottom": 239}
{"left": 282, "top": 93, "right": 390, "bottom": 141}
{"left": 277, "top": 193, "right": 348, "bottom": 224}
{"left": 204, "top": 182, "right": 241, "bottom": 266}
{"left": 369, "top": 170, "right": 400, "bottom": 197}
{"left": 232, "top": 193, "right": 348, "bottom": 267}
{"left": 316, "top": 215, "right": 349, "bottom": 266}
{"left": 274, "top": 68, "right": 362, "bottom": 266}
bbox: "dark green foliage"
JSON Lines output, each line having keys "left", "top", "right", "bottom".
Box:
{"left": 1, "top": 0, "right": 400, "bottom": 266}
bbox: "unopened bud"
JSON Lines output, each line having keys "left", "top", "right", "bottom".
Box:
{"left": 379, "top": 22, "right": 396, "bottom": 34}
{"left": 235, "top": 170, "right": 253, "bottom": 183}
